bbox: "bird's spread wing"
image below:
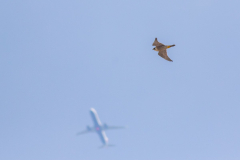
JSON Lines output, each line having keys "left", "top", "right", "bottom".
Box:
{"left": 152, "top": 38, "right": 164, "bottom": 47}
{"left": 158, "top": 50, "right": 173, "bottom": 62}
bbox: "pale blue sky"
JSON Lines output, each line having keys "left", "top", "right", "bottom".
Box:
{"left": 1, "top": 0, "right": 240, "bottom": 160}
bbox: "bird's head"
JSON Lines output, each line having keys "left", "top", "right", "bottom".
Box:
{"left": 152, "top": 47, "right": 156, "bottom": 50}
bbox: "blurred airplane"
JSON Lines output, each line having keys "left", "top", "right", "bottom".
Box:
{"left": 77, "top": 108, "right": 126, "bottom": 148}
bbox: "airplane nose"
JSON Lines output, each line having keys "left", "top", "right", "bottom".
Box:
{"left": 90, "top": 108, "right": 95, "bottom": 112}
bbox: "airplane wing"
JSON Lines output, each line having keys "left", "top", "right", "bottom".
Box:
{"left": 102, "top": 123, "right": 126, "bottom": 130}
{"left": 77, "top": 126, "right": 94, "bottom": 135}
{"left": 105, "top": 126, "right": 126, "bottom": 130}
{"left": 76, "top": 130, "right": 93, "bottom": 135}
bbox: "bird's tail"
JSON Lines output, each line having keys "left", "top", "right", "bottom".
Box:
{"left": 167, "top": 44, "right": 175, "bottom": 48}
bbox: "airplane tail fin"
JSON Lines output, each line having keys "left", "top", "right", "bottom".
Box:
{"left": 98, "top": 144, "right": 115, "bottom": 149}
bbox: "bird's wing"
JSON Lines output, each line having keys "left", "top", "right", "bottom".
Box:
{"left": 158, "top": 50, "right": 173, "bottom": 62}
{"left": 152, "top": 38, "right": 164, "bottom": 47}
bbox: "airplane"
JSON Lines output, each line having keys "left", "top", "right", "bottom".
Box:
{"left": 77, "top": 108, "right": 126, "bottom": 148}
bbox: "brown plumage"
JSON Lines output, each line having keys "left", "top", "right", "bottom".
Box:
{"left": 152, "top": 38, "right": 175, "bottom": 62}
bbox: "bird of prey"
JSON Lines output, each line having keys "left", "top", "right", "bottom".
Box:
{"left": 152, "top": 38, "right": 175, "bottom": 62}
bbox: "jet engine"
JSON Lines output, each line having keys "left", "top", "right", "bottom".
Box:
{"left": 86, "top": 125, "right": 91, "bottom": 131}
{"left": 103, "top": 123, "right": 108, "bottom": 129}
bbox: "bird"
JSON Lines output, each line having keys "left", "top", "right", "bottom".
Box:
{"left": 152, "top": 38, "right": 175, "bottom": 62}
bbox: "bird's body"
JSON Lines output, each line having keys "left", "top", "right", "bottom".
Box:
{"left": 152, "top": 38, "right": 175, "bottom": 62}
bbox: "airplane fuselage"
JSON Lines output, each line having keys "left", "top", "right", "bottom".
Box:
{"left": 90, "top": 108, "right": 109, "bottom": 145}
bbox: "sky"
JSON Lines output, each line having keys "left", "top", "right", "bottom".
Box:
{"left": 1, "top": 0, "right": 240, "bottom": 160}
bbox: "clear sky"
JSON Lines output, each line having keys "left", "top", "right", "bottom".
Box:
{"left": 1, "top": 0, "right": 240, "bottom": 160}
